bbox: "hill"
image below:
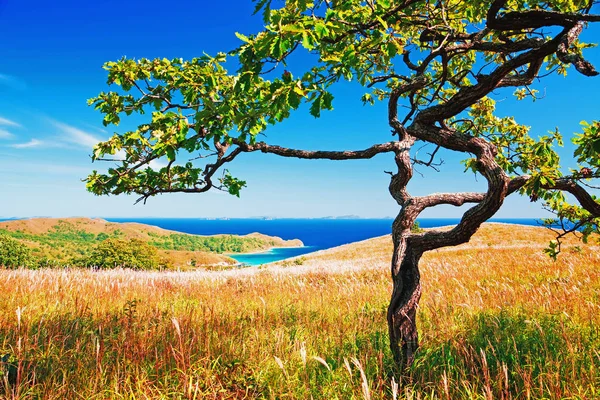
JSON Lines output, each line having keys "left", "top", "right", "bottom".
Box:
{"left": 269, "top": 221, "right": 597, "bottom": 272}
{"left": 0, "top": 217, "right": 303, "bottom": 268}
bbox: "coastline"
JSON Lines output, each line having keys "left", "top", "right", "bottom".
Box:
{"left": 227, "top": 221, "right": 547, "bottom": 266}
{"left": 226, "top": 245, "right": 309, "bottom": 256}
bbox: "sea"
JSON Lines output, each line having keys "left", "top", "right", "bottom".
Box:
{"left": 102, "top": 218, "right": 541, "bottom": 265}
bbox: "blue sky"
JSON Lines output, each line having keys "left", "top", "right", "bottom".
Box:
{"left": 0, "top": 1, "right": 598, "bottom": 219}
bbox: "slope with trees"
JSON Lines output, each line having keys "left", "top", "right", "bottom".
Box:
{"left": 0, "top": 218, "right": 301, "bottom": 269}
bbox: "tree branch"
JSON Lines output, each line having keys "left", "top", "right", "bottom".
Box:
{"left": 414, "top": 192, "right": 485, "bottom": 210}
{"left": 506, "top": 175, "right": 600, "bottom": 217}
{"left": 232, "top": 139, "right": 401, "bottom": 160}
{"left": 557, "top": 22, "right": 599, "bottom": 76}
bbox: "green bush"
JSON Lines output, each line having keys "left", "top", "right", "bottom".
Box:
{"left": 86, "top": 238, "right": 160, "bottom": 270}
{"left": 411, "top": 221, "right": 424, "bottom": 233}
{"left": 96, "top": 232, "right": 109, "bottom": 241}
{"left": 0, "top": 235, "right": 34, "bottom": 268}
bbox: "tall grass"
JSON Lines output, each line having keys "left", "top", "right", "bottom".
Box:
{"left": 0, "top": 224, "right": 599, "bottom": 398}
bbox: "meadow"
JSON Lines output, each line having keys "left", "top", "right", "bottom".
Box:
{"left": 1, "top": 223, "right": 599, "bottom": 399}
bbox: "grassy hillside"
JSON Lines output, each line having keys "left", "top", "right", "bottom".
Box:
{"left": 0, "top": 224, "right": 599, "bottom": 398}
{"left": 0, "top": 218, "right": 303, "bottom": 268}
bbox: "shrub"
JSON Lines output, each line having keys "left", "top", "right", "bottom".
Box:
{"left": 96, "top": 232, "right": 109, "bottom": 241}
{"left": 294, "top": 256, "right": 306, "bottom": 265}
{"left": 411, "top": 221, "right": 424, "bottom": 233}
{"left": 0, "top": 235, "right": 34, "bottom": 268}
{"left": 87, "top": 238, "right": 160, "bottom": 270}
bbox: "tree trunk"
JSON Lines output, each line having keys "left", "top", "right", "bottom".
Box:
{"left": 387, "top": 235, "right": 422, "bottom": 369}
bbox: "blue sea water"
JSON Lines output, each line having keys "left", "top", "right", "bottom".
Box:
{"left": 104, "top": 218, "right": 541, "bottom": 265}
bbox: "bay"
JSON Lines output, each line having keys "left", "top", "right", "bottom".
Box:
{"left": 106, "top": 218, "right": 541, "bottom": 265}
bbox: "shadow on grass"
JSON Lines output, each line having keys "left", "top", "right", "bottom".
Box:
{"left": 2, "top": 307, "right": 599, "bottom": 398}
{"left": 408, "top": 309, "right": 600, "bottom": 398}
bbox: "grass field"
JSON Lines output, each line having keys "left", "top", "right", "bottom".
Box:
{"left": 1, "top": 223, "right": 599, "bottom": 399}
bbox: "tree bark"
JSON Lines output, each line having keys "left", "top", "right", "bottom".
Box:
{"left": 387, "top": 212, "right": 424, "bottom": 369}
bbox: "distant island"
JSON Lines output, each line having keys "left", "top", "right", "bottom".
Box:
{"left": 319, "top": 215, "right": 363, "bottom": 220}
{"left": 0, "top": 218, "right": 303, "bottom": 270}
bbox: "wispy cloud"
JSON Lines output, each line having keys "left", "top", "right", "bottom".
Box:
{"left": 0, "top": 129, "right": 14, "bottom": 139}
{"left": 11, "top": 139, "right": 42, "bottom": 149}
{"left": 7, "top": 119, "right": 103, "bottom": 152}
{"left": 50, "top": 120, "right": 102, "bottom": 149}
{"left": 0, "top": 116, "right": 21, "bottom": 128}
{"left": 0, "top": 116, "right": 20, "bottom": 139}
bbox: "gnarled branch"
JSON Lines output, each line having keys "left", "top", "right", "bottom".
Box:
{"left": 232, "top": 139, "right": 401, "bottom": 160}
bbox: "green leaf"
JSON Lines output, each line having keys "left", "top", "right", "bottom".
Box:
{"left": 288, "top": 90, "right": 301, "bottom": 109}
{"left": 361, "top": 93, "right": 374, "bottom": 105}
{"left": 252, "top": 0, "right": 272, "bottom": 22}
{"left": 302, "top": 31, "right": 314, "bottom": 50}
{"left": 314, "top": 23, "right": 329, "bottom": 39}
{"left": 309, "top": 94, "right": 322, "bottom": 118}
{"left": 166, "top": 148, "right": 176, "bottom": 162}
{"left": 235, "top": 32, "right": 251, "bottom": 43}
{"left": 322, "top": 92, "right": 334, "bottom": 110}
{"left": 325, "top": 8, "right": 335, "bottom": 21}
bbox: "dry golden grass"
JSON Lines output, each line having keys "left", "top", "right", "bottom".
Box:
{"left": 283, "top": 222, "right": 598, "bottom": 269}
{"left": 0, "top": 223, "right": 599, "bottom": 399}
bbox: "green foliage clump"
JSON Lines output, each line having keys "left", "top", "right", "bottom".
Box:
{"left": 0, "top": 224, "right": 121, "bottom": 266}
{"left": 0, "top": 234, "right": 34, "bottom": 269}
{"left": 150, "top": 233, "right": 280, "bottom": 253}
{"left": 86, "top": 238, "right": 160, "bottom": 270}
{"left": 96, "top": 232, "right": 110, "bottom": 241}
{"left": 411, "top": 221, "right": 424, "bottom": 233}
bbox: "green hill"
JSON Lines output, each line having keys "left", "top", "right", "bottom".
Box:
{"left": 0, "top": 218, "right": 303, "bottom": 269}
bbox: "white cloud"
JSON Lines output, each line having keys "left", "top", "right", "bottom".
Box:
{"left": 149, "top": 159, "right": 168, "bottom": 170}
{"left": 0, "top": 116, "right": 21, "bottom": 128}
{"left": 50, "top": 120, "right": 102, "bottom": 149}
{"left": 0, "top": 117, "right": 20, "bottom": 139}
{"left": 0, "top": 129, "right": 14, "bottom": 139}
{"left": 11, "top": 139, "right": 42, "bottom": 149}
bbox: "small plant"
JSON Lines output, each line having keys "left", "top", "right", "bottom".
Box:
{"left": 411, "top": 222, "right": 424, "bottom": 233}
{"left": 293, "top": 257, "right": 306, "bottom": 266}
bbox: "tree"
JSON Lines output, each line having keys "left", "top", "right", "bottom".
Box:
{"left": 0, "top": 234, "right": 33, "bottom": 269}
{"left": 86, "top": 0, "right": 600, "bottom": 369}
{"left": 87, "top": 238, "right": 160, "bottom": 270}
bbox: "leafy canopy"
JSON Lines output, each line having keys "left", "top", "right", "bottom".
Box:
{"left": 86, "top": 0, "right": 600, "bottom": 254}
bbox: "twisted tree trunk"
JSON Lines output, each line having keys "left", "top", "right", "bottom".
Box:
{"left": 387, "top": 233, "right": 422, "bottom": 368}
